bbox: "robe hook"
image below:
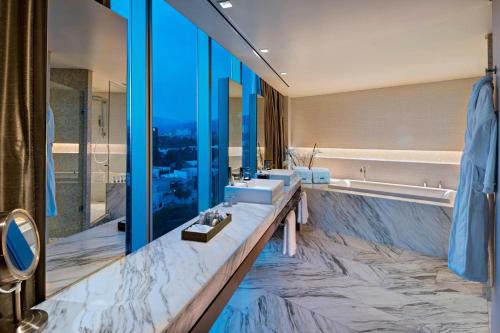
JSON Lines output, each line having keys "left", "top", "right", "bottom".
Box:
{"left": 485, "top": 66, "right": 497, "bottom": 74}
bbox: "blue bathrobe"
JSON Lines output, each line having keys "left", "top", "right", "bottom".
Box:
{"left": 46, "top": 105, "right": 57, "bottom": 217}
{"left": 448, "top": 75, "right": 497, "bottom": 283}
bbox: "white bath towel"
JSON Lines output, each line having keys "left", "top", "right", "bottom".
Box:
{"left": 298, "top": 191, "right": 309, "bottom": 224}
{"left": 283, "top": 210, "right": 297, "bottom": 256}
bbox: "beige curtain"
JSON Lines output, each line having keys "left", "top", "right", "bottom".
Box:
{"left": 261, "top": 81, "right": 286, "bottom": 169}
{"left": 0, "top": 0, "right": 47, "bottom": 315}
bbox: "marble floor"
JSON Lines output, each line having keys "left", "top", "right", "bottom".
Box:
{"left": 46, "top": 218, "right": 126, "bottom": 296}
{"left": 210, "top": 223, "right": 489, "bottom": 333}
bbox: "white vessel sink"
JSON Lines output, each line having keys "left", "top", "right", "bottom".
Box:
{"left": 264, "top": 169, "right": 298, "bottom": 186}
{"left": 225, "top": 179, "right": 284, "bottom": 204}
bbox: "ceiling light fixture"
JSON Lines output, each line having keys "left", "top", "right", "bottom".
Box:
{"left": 260, "top": 49, "right": 269, "bottom": 53}
{"left": 217, "top": 0, "right": 233, "bottom": 9}
{"left": 281, "top": 72, "right": 287, "bottom": 76}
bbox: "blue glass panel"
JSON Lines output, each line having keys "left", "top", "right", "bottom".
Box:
{"left": 126, "top": 0, "right": 148, "bottom": 253}
{"left": 242, "top": 65, "right": 259, "bottom": 174}
{"left": 152, "top": 0, "right": 198, "bottom": 239}
{"left": 210, "top": 40, "right": 232, "bottom": 206}
{"left": 218, "top": 78, "right": 230, "bottom": 200}
{"left": 110, "top": 0, "right": 130, "bottom": 19}
{"left": 197, "top": 30, "right": 210, "bottom": 212}
{"left": 231, "top": 55, "right": 242, "bottom": 84}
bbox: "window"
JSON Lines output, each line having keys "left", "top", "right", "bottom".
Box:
{"left": 151, "top": 0, "right": 198, "bottom": 239}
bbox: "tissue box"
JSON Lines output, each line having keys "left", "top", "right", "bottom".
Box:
{"left": 294, "top": 167, "right": 313, "bottom": 184}
{"left": 312, "top": 167, "right": 330, "bottom": 184}
{"left": 266, "top": 169, "right": 298, "bottom": 186}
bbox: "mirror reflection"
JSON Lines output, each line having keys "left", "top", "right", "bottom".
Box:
{"left": 228, "top": 81, "right": 243, "bottom": 179}
{"left": 46, "top": 0, "right": 128, "bottom": 296}
{"left": 256, "top": 94, "right": 265, "bottom": 171}
{"left": 6, "top": 216, "right": 37, "bottom": 272}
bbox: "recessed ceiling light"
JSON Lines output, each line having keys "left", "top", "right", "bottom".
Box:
{"left": 260, "top": 49, "right": 269, "bottom": 53}
{"left": 281, "top": 72, "right": 287, "bottom": 76}
{"left": 217, "top": 0, "right": 233, "bottom": 9}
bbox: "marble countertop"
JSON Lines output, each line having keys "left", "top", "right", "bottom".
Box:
{"left": 35, "top": 179, "right": 301, "bottom": 333}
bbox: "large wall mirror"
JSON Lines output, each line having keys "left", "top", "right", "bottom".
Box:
{"left": 46, "top": 0, "right": 128, "bottom": 296}
{"left": 228, "top": 81, "right": 243, "bottom": 179}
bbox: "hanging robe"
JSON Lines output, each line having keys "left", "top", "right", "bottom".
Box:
{"left": 448, "top": 75, "right": 497, "bottom": 283}
{"left": 46, "top": 105, "right": 57, "bottom": 216}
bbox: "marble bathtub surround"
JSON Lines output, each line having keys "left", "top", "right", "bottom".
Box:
{"left": 106, "top": 183, "right": 126, "bottom": 220}
{"left": 305, "top": 186, "right": 452, "bottom": 258}
{"left": 36, "top": 180, "right": 301, "bottom": 332}
{"left": 210, "top": 221, "right": 488, "bottom": 332}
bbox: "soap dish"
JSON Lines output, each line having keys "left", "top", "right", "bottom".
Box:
{"left": 181, "top": 213, "right": 232, "bottom": 242}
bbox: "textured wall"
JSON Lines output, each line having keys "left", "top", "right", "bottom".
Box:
{"left": 291, "top": 77, "right": 479, "bottom": 151}
{"left": 48, "top": 68, "right": 92, "bottom": 238}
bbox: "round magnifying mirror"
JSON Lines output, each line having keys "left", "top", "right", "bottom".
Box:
{"left": 0, "top": 209, "right": 40, "bottom": 283}
{"left": 0, "top": 209, "right": 47, "bottom": 333}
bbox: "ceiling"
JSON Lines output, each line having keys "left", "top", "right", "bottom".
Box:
{"left": 48, "top": 0, "right": 127, "bottom": 93}
{"left": 169, "top": 0, "right": 491, "bottom": 97}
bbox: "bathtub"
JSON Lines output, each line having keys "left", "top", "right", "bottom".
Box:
{"left": 328, "top": 178, "right": 456, "bottom": 206}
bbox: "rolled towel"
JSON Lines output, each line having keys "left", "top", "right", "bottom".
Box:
{"left": 283, "top": 210, "right": 297, "bottom": 256}
{"left": 298, "top": 191, "right": 309, "bottom": 224}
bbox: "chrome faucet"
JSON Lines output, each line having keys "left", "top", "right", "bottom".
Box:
{"left": 438, "top": 181, "right": 443, "bottom": 189}
{"left": 360, "top": 166, "right": 367, "bottom": 181}
{"left": 423, "top": 181, "right": 427, "bottom": 187}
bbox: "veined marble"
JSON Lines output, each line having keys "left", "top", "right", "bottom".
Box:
{"left": 46, "top": 218, "right": 125, "bottom": 296}
{"left": 305, "top": 186, "right": 452, "bottom": 258}
{"left": 210, "top": 222, "right": 488, "bottom": 333}
{"left": 35, "top": 180, "right": 301, "bottom": 333}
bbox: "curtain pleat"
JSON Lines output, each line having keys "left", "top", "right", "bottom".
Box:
{"left": 0, "top": 0, "right": 47, "bottom": 316}
{"left": 261, "top": 81, "right": 286, "bottom": 169}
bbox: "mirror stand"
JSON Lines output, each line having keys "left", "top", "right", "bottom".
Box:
{"left": 0, "top": 209, "right": 48, "bottom": 332}
{"left": 0, "top": 282, "right": 48, "bottom": 333}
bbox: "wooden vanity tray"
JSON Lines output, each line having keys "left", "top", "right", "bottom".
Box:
{"left": 181, "top": 213, "right": 232, "bottom": 243}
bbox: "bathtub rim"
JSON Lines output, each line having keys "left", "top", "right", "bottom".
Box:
{"left": 304, "top": 182, "right": 455, "bottom": 208}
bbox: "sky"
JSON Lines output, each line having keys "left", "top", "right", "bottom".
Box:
{"left": 152, "top": 0, "right": 198, "bottom": 129}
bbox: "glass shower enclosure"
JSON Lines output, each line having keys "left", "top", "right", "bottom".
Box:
{"left": 91, "top": 81, "right": 127, "bottom": 224}
{"left": 46, "top": 77, "right": 127, "bottom": 296}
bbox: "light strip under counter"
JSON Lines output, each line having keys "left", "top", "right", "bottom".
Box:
{"left": 292, "top": 147, "right": 462, "bottom": 165}
{"left": 34, "top": 179, "right": 301, "bottom": 332}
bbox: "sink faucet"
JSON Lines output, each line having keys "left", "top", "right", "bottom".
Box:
{"left": 360, "top": 166, "right": 367, "bottom": 181}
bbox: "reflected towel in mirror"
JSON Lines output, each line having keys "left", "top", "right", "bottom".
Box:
{"left": 298, "top": 191, "right": 309, "bottom": 224}
{"left": 283, "top": 210, "right": 296, "bottom": 256}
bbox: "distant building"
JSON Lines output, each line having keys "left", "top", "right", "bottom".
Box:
{"left": 152, "top": 127, "right": 159, "bottom": 165}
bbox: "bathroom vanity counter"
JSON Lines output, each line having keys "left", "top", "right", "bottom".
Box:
{"left": 35, "top": 179, "right": 301, "bottom": 333}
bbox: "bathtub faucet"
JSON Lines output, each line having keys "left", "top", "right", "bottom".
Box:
{"left": 359, "top": 166, "right": 367, "bottom": 181}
